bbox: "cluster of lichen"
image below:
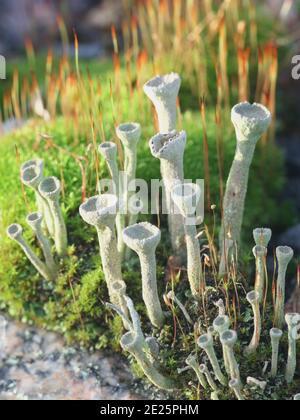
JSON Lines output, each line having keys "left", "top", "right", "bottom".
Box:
{"left": 3, "top": 69, "right": 299, "bottom": 401}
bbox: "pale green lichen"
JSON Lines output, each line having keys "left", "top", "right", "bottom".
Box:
{"left": 116, "top": 122, "right": 141, "bottom": 228}
{"left": 270, "top": 328, "right": 283, "bottom": 378}
{"left": 149, "top": 131, "right": 186, "bottom": 257}
{"left": 219, "top": 238, "right": 234, "bottom": 277}
{"left": 229, "top": 379, "right": 244, "bottom": 401}
{"left": 122, "top": 222, "right": 165, "bottom": 328}
{"left": 26, "top": 212, "right": 57, "bottom": 277}
{"left": 245, "top": 291, "right": 261, "bottom": 355}
{"left": 143, "top": 73, "right": 181, "bottom": 134}
{"left": 185, "top": 354, "right": 207, "bottom": 389}
{"left": 111, "top": 280, "right": 131, "bottom": 330}
{"left": 253, "top": 245, "right": 268, "bottom": 303}
{"left": 199, "top": 364, "right": 218, "bottom": 391}
{"left": 213, "top": 315, "right": 231, "bottom": 375}
{"left": 198, "top": 333, "right": 226, "bottom": 386}
{"left": 98, "top": 142, "right": 125, "bottom": 255}
{"left": 39, "top": 177, "right": 68, "bottom": 257}
{"left": 79, "top": 195, "right": 122, "bottom": 304}
{"left": 110, "top": 296, "right": 174, "bottom": 391}
{"left": 220, "top": 330, "right": 241, "bottom": 383}
{"left": 253, "top": 228, "right": 272, "bottom": 248}
{"left": 274, "top": 247, "right": 294, "bottom": 329}
{"left": 171, "top": 182, "right": 203, "bottom": 296}
{"left": 285, "top": 313, "right": 300, "bottom": 384}
{"left": 166, "top": 291, "right": 193, "bottom": 325}
{"left": 7, "top": 223, "right": 54, "bottom": 282}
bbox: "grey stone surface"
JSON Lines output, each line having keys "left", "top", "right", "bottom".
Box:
{"left": 0, "top": 318, "right": 144, "bottom": 400}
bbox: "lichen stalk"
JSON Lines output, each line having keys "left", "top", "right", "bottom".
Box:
{"left": 253, "top": 245, "right": 268, "bottom": 303}
{"left": 79, "top": 195, "right": 122, "bottom": 304}
{"left": 185, "top": 354, "right": 207, "bottom": 389}
{"left": 285, "top": 313, "right": 300, "bottom": 384}
{"left": 26, "top": 212, "right": 57, "bottom": 277}
{"left": 270, "top": 328, "right": 283, "bottom": 378}
{"left": 229, "top": 379, "right": 244, "bottom": 401}
{"left": 198, "top": 334, "right": 226, "bottom": 386}
{"left": 116, "top": 123, "right": 141, "bottom": 227}
{"left": 211, "top": 392, "right": 219, "bottom": 400}
{"left": 274, "top": 246, "right": 294, "bottom": 329}
{"left": 118, "top": 296, "right": 174, "bottom": 391}
{"left": 21, "top": 160, "right": 55, "bottom": 237}
{"left": 39, "top": 177, "right": 68, "bottom": 257}
{"left": 253, "top": 228, "right": 272, "bottom": 248}
{"left": 122, "top": 222, "right": 165, "bottom": 328}
{"left": 166, "top": 291, "right": 193, "bottom": 325}
{"left": 149, "top": 131, "right": 186, "bottom": 257}
{"left": 219, "top": 238, "right": 234, "bottom": 276}
{"left": 220, "top": 102, "right": 271, "bottom": 259}
{"left": 245, "top": 291, "right": 261, "bottom": 355}
{"left": 99, "top": 142, "right": 125, "bottom": 255}
{"left": 171, "top": 183, "right": 203, "bottom": 296}
{"left": 220, "top": 330, "right": 241, "bottom": 383}
{"left": 7, "top": 224, "right": 53, "bottom": 282}
{"left": 213, "top": 315, "right": 231, "bottom": 375}
{"left": 111, "top": 281, "right": 130, "bottom": 330}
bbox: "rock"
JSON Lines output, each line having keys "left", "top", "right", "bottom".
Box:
{"left": 0, "top": 317, "right": 146, "bottom": 400}
{"left": 278, "top": 224, "right": 300, "bottom": 255}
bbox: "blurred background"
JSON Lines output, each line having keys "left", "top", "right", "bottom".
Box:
{"left": 0, "top": 0, "right": 299, "bottom": 57}
{"left": 0, "top": 0, "right": 122, "bottom": 57}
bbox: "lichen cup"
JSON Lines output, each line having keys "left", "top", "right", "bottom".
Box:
{"left": 123, "top": 222, "right": 165, "bottom": 328}
{"left": 39, "top": 177, "right": 68, "bottom": 257}
{"left": 220, "top": 102, "right": 271, "bottom": 261}
{"left": 79, "top": 194, "right": 122, "bottom": 303}
{"left": 21, "top": 161, "right": 54, "bottom": 237}
{"left": 120, "top": 331, "right": 174, "bottom": 391}
{"left": 143, "top": 73, "right": 181, "bottom": 133}
{"left": 26, "top": 212, "right": 57, "bottom": 276}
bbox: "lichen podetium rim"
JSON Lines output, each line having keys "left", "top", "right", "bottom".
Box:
{"left": 143, "top": 73, "right": 181, "bottom": 134}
